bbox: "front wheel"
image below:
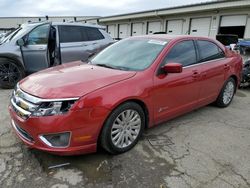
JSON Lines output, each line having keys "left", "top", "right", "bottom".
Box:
{"left": 0, "top": 58, "right": 25, "bottom": 89}
{"left": 100, "top": 102, "right": 145, "bottom": 154}
{"left": 215, "top": 78, "right": 236, "bottom": 108}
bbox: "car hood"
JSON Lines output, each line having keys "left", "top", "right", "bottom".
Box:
{"left": 19, "top": 61, "right": 136, "bottom": 99}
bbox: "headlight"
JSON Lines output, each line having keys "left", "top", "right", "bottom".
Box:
{"left": 32, "top": 100, "right": 76, "bottom": 117}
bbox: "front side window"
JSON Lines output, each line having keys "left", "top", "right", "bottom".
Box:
{"left": 27, "top": 24, "right": 50, "bottom": 45}
{"left": 197, "top": 40, "right": 225, "bottom": 62}
{"left": 163, "top": 40, "right": 197, "bottom": 67}
{"left": 91, "top": 39, "right": 168, "bottom": 71}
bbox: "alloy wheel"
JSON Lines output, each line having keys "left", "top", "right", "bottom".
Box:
{"left": 111, "top": 109, "right": 141, "bottom": 148}
{"left": 223, "top": 81, "right": 235, "bottom": 105}
{"left": 0, "top": 62, "right": 21, "bottom": 84}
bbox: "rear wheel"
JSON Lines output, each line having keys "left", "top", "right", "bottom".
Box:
{"left": 215, "top": 78, "right": 236, "bottom": 107}
{"left": 0, "top": 58, "right": 25, "bottom": 89}
{"left": 100, "top": 102, "right": 145, "bottom": 154}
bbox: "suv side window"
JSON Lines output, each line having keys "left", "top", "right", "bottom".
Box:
{"left": 59, "top": 26, "right": 104, "bottom": 43}
{"left": 59, "top": 26, "right": 85, "bottom": 43}
{"left": 85, "top": 27, "right": 104, "bottom": 41}
{"left": 163, "top": 40, "right": 197, "bottom": 67}
{"left": 197, "top": 40, "right": 225, "bottom": 62}
{"left": 27, "top": 24, "right": 50, "bottom": 45}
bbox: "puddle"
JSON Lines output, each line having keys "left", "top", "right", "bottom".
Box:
{"left": 236, "top": 91, "right": 247, "bottom": 97}
{"left": 31, "top": 149, "right": 113, "bottom": 184}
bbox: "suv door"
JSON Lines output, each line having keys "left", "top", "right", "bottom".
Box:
{"left": 195, "top": 40, "right": 226, "bottom": 106}
{"left": 59, "top": 25, "right": 105, "bottom": 63}
{"left": 21, "top": 23, "right": 51, "bottom": 73}
{"left": 59, "top": 25, "right": 88, "bottom": 63}
{"left": 153, "top": 40, "right": 201, "bottom": 124}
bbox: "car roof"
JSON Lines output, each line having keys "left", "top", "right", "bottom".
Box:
{"left": 131, "top": 34, "right": 215, "bottom": 41}
{"left": 52, "top": 22, "right": 105, "bottom": 29}
{"left": 21, "top": 21, "right": 105, "bottom": 29}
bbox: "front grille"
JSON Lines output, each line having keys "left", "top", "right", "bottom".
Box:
{"left": 11, "top": 87, "right": 39, "bottom": 119}
{"left": 12, "top": 120, "right": 34, "bottom": 142}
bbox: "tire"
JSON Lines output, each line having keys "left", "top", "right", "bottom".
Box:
{"left": 0, "top": 58, "right": 25, "bottom": 89}
{"left": 215, "top": 77, "right": 236, "bottom": 108}
{"left": 100, "top": 102, "right": 145, "bottom": 154}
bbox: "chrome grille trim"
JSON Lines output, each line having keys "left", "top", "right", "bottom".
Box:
{"left": 11, "top": 84, "right": 79, "bottom": 119}
{"left": 11, "top": 98, "right": 31, "bottom": 116}
{"left": 13, "top": 93, "right": 38, "bottom": 111}
{"left": 16, "top": 84, "right": 79, "bottom": 104}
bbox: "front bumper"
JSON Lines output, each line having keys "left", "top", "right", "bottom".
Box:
{"left": 9, "top": 105, "right": 110, "bottom": 155}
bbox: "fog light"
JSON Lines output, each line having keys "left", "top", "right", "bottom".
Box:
{"left": 39, "top": 132, "right": 70, "bottom": 148}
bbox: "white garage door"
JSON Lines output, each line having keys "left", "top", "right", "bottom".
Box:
{"left": 220, "top": 15, "right": 247, "bottom": 27}
{"left": 132, "top": 23, "right": 144, "bottom": 36}
{"left": 148, "top": 21, "right": 161, "bottom": 34}
{"left": 167, "top": 20, "right": 183, "bottom": 35}
{"left": 107, "top": 25, "right": 116, "bottom": 39}
{"left": 190, "top": 17, "right": 211, "bottom": 36}
{"left": 119, "top": 24, "right": 130, "bottom": 39}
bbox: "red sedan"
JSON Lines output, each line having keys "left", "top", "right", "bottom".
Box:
{"left": 9, "top": 35, "right": 242, "bottom": 155}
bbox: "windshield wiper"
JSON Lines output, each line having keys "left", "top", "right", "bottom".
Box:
{"left": 94, "top": 63, "right": 131, "bottom": 71}
{"left": 95, "top": 63, "right": 116, "bottom": 69}
{"left": 113, "top": 66, "right": 131, "bottom": 71}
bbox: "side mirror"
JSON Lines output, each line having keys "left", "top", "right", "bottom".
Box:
{"left": 162, "top": 62, "right": 183, "bottom": 73}
{"left": 16, "top": 38, "right": 25, "bottom": 46}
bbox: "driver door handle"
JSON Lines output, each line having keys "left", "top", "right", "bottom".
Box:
{"left": 224, "top": 64, "right": 230, "bottom": 71}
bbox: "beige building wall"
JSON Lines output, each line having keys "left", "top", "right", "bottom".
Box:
{"left": 100, "top": 4, "right": 250, "bottom": 39}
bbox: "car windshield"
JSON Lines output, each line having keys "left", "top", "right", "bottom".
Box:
{"left": 91, "top": 38, "right": 168, "bottom": 71}
{"left": 0, "top": 24, "right": 32, "bottom": 44}
{"left": 0, "top": 29, "right": 17, "bottom": 43}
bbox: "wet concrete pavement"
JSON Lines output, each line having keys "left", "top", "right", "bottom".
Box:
{"left": 1, "top": 84, "right": 250, "bottom": 187}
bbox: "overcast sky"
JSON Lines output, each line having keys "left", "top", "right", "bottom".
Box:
{"left": 0, "top": 0, "right": 215, "bottom": 17}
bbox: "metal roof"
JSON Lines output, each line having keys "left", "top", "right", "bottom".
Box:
{"left": 99, "top": 0, "right": 250, "bottom": 22}
{"left": 0, "top": 16, "right": 97, "bottom": 19}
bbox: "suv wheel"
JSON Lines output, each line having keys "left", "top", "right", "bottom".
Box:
{"left": 0, "top": 58, "right": 25, "bottom": 89}
{"left": 215, "top": 77, "right": 236, "bottom": 107}
{"left": 100, "top": 102, "right": 145, "bottom": 154}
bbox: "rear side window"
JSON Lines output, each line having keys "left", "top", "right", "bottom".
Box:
{"left": 197, "top": 40, "right": 225, "bottom": 62}
{"left": 59, "top": 25, "right": 104, "bottom": 43}
{"left": 163, "top": 40, "right": 197, "bottom": 67}
{"left": 59, "top": 26, "right": 86, "bottom": 43}
{"left": 85, "top": 27, "right": 104, "bottom": 41}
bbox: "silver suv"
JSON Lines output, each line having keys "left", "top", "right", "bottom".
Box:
{"left": 0, "top": 22, "right": 113, "bottom": 88}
